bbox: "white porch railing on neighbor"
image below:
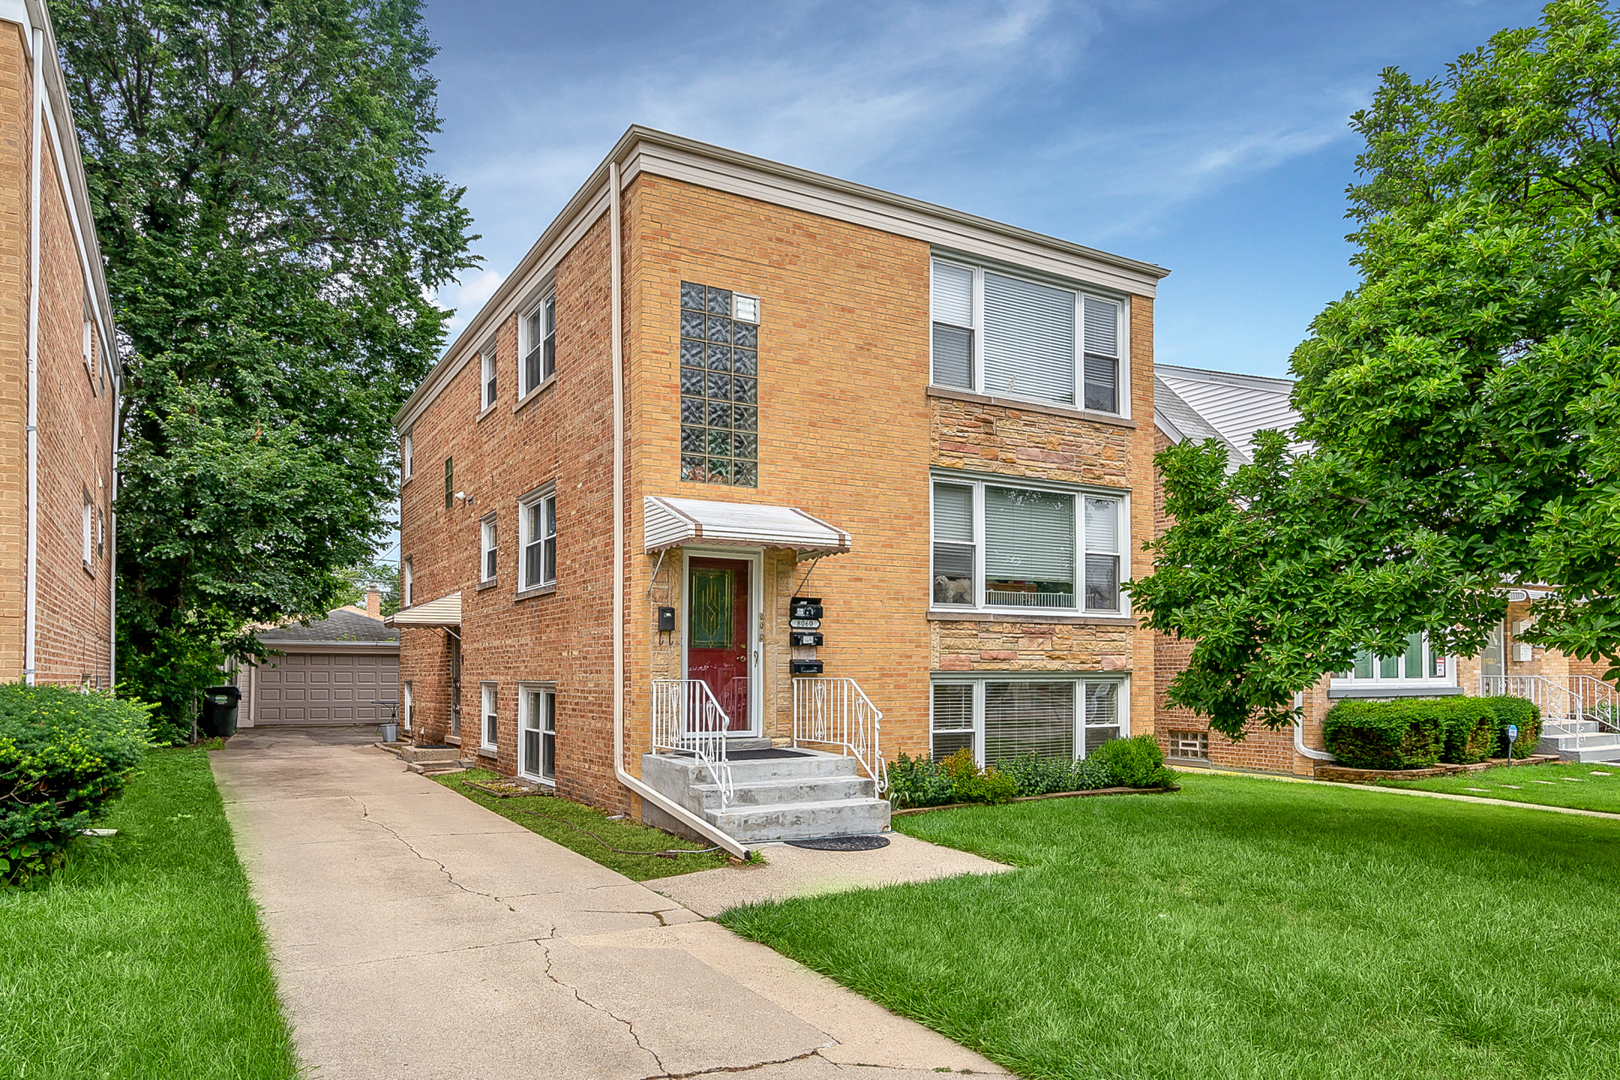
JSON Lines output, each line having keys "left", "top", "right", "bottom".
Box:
{"left": 792, "top": 677, "right": 887, "bottom": 793}
{"left": 651, "top": 679, "right": 734, "bottom": 808}
{"left": 1479, "top": 673, "right": 1620, "bottom": 753}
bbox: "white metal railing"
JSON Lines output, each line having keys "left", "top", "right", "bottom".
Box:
{"left": 1479, "top": 673, "right": 1620, "bottom": 754}
{"left": 792, "top": 677, "right": 887, "bottom": 793}
{"left": 651, "top": 679, "right": 734, "bottom": 807}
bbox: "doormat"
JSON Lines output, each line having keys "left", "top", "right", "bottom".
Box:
{"left": 785, "top": 835, "right": 890, "bottom": 851}
{"left": 727, "top": 748, "right": 811, "bottom": 761}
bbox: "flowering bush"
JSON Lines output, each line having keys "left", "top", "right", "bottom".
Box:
{"left": 0, "top": 684, "right": 153, "bottom": 885}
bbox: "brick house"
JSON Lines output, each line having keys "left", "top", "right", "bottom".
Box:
{"left": 390, "top": 126, "right": 1167, "bottom": 851}
{"left": 1151, "top": 364, "right": 1620, "bottom": 773}
{"left": 0, "top": 2, "right": 120, "bottom": 689}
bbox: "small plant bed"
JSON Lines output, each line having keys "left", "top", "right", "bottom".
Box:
{"left": 0, "top": 748, "right": 299, "bottom": 1079}
{"left": 887, "top": 735, "right": 1179, "bottom": 810}
{"left": 433, "top": 769, "right": 732, "bottom": 880}
{"left": 891, "top": 783, "right": 1176, "bottom": 816}
{"left": 721, "top": 772, "right": 1620, "bottom": 1080}
{"left": 1378, "top": 760, "right": 1620, "bottom": 814}
{"left": 1316, "top": 755, "right": 1560, "bottom": 784}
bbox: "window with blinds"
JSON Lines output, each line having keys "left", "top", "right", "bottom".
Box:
{"left": 933, "top": 677, "right": 1127, "bottom": 765}
{"left": 929, "top": 258, "right": 1126, "bottom": 414}
{"left": 930, "top": 474, "right": 1124, "bottom": 613}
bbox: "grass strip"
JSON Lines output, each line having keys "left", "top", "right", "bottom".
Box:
{"left": 721, "top": 771, "right": 1620, "bottom": 1080}
{"left": 1378, "top": 760, "right": 1620, "bottom": 813}
{"left": 434, "top": 768, "right": 731, "bottom": 880}
{"left": 0, "top": 748, "right": 300, "bottom": 1080}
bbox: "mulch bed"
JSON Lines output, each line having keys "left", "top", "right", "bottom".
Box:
{"left": 465, "top": 778, "right": 551, "bottom": 799}
{"left": 891, "top": 785, "right": 1178, "bottom": 817}
{"left": 1315, "top": 754, "right": 1561, "bottom": 784}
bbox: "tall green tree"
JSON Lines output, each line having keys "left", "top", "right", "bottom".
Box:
{"left": 56, "top": 0, "right": 476, "bottom": 738}
{"left": 1131, "top": 0, "right": 1620, "bottom": 738}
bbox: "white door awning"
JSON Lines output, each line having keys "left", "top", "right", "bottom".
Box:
{"left": 644, "top": 496, "right": 852, "bottom": 557}
{"left": 384, "top": 591, "right": 462, "bottom": 627}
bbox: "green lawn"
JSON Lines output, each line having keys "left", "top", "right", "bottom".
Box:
{"left": 0, "top": 748, "right": 299, "bottom": 1080}
{"left": 434, "top": 768, "right": 732, "bottom": 880}
{"left": 1380, "top": 760, "right": 1620, "bottom": 813}
{"left": 721, "top": 772, "right": 1620, "bottom": 1080}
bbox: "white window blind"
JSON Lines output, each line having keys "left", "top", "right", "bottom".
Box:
{"left": 1084, "top": 497, "right": 1120, "bottom": 612}
{"left": 984, "top": 487, "right": 1074, "bottom": 607}
{"left": 931, "top": 683, "right": 974, "bottom": 760}
{"left": 931, "top": 261, "right": 974, "bottom": 389}
{"left": 984, "top": 682, "right": 1074, "bottom": 763}
{"left": 1082, "top": 296, "right": 1119, "bottom": 413}
{"left": 982, "top": 272, "right": 1075, "bottom": 405}
{"left": 932, "top": 483, "right": 975, "bottom": 606}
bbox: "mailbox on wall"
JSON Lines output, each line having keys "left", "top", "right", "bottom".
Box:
{"left": 790, "top": 596, "right": 823, "bottom": 675}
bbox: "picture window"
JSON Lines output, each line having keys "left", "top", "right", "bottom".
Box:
{"left": 931, "top": 678, "right": 1125, "bottom": 767}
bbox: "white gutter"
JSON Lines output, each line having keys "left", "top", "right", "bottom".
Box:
{"left": 22, "top": 24, "right": 42, "bottom": 685}
{"left": 1293, "top": 692, "right": 1336, "bottom": 762}
{"left": 606, "top": 159, "right": 748, "bottom": 860}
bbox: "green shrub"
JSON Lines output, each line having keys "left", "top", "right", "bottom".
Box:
{"left": 940, "top": 748, "right": 1017, "bottom": 805}
{"left": 1435, "top": 697, "right": 1499, "bottom": 764}
{"left": 0, "top": 684, "right": 152, "bottom": 885}
{"left": 886, "top": 752, "right": 955, "bottom": 809}
{"left": 1090, "top": 734, "right": 1177, "bottom": 788}
{"left": 1322, "top": 699, "right": 1444, "bottom": 769}
{"left": 1482, "top": 695, "right": 1542, "bottom": 758}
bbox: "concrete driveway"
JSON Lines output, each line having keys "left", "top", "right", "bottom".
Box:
{"left": 212, "top": 727, "right": 1012, "bottom": 1080}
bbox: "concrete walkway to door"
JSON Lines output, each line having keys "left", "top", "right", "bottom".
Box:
{"left": 212, "top": 727, "right": 1012, "bottom": 1080}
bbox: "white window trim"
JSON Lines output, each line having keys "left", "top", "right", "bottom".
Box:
{"left": 480, "top": 514, "right": 498, "bottom": 584}
{"left": 517, "top": 681, "right": 557, "bottom": 785}
{"left": 929, "top": 469, "right": 1130, "bottom": 618}
{"left": 518, "top": 290, "right": 557, "bottom": 399}
{"left": 480, "top": 681, "right": 498, "bottom": 751}
{"left": 1330, "top": 634, "right": 1457, "bottom": 691}
{"left": 929, "top": 673, "right": 1130, "bottom": 768}
{"left": 81, "top": 493, "right": 94, "bottom": 567}
{"left": 480, "top": 340, "right": 498, "bottom": 410}
{"left": 402, "top": 557, "right": 414, "bottom": 608}
{"left": 517, "top": 483, "right": 557, "bottom": 592}
{"left": 402, "top": 680, "right": 414, "bottom": 732}
{"left": 401, "top": 432, "right": 413, "bottom": 482}
{"left": 929, "top": 256, "right": 1130, "bottom": 418}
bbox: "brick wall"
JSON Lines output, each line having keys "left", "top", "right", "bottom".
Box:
{"left": 0, "top": 24, "right": 115, "bottom": 686}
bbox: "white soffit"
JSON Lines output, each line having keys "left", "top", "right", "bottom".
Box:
{"left": 385, "top": 591, "right": 462, "bottom": 627}
{"left": 644, "top": 496, "right": 852, "bottom": 557}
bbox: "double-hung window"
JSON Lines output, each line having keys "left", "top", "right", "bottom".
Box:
{"left": 931, "top": 476, "right": 1125, "bottom": 614}
{"left": 931, "top": 677, "right": 1126, "bottom": 766}
{"left": 402, "top": 558, "right": 413, "bottom": 607}
{"left": 930, "top": 258, "right": 1125, "bottom": 415}
{"left": 481, "top": 342, "right": 498, "bottom": 409}
{"left": 81, "top": 490, "right": 94, "bottom": 567}
{"left": 1333, "top": 634, "right": 1455, "bottom": 691}
{"left": 519, "top": 487, "right": 557, "bottom": 591}
{"left": 402, "top": 681, "right": 414, "bottom": 732}
{"left": 519, "top": 684, "right": 556, "bottom": 782}
{"left": 480, "top": 515, "right": 497, "bottom": 583}
{"left": 522, "top": 293, "right": 556, "bottom": 396}
{"left": 401, "top": 432, "right": 413, "bottom": 481}
{"left": 481, "top": 683, "right": 498, "bottom": 750}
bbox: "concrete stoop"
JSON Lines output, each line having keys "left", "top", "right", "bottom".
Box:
{"left": 381, "top": 743, "right": 469, "bottom": 776}
{"left": 640, "top": 747, "right": 890, "bottom": 843}
{"left": 1538, "top": 720, "right": 1620, "bottom": 762}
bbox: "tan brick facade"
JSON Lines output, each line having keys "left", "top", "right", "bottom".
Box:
{"left": 396, "top": 136, "right": 1164, "bottom": 818}
{"left": 0, "top": 18, "right": 117, "bottom": 688}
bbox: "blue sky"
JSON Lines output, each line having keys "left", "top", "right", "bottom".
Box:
{"left": 418, "top": 0, "right": 1546, "bottom": 380}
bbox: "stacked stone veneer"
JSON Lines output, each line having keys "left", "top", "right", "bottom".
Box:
{"left": 398, "top": 169, "right": 1160, "bottom": 819}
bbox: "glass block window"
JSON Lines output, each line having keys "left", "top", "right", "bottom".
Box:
{"left": 680, "top": 281, "right": 759, "bottom": 486}
{"left": 1168, "top": 730, "right": 1209, "bottom": 760}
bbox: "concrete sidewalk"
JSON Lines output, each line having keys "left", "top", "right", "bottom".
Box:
{"left": 212, "top": 727, "right": 1012, "bottom": 1080}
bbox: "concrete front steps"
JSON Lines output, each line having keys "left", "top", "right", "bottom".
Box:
{"left": 641, "top": 739, "right": 889, "bottom": 843}
{"left": 1538, "top": 720, "right": 1620, "bottom": 762}
{"left": 393, "top": 744, "right": 468, "bottom": 776}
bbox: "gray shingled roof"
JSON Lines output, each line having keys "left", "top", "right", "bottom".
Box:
{"left": 258, "top": 607, "right": 399, "bottom": 645}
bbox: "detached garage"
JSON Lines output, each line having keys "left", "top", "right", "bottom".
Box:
{"left": 241, "top": 608, "right": 400, "bottom": 727}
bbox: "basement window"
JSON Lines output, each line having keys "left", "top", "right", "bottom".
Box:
{"left": 1168, "top": 730, "right": 1209, "bottom": 761}
{"left": 679, "top": 280, "right": 759, "bottom": 487}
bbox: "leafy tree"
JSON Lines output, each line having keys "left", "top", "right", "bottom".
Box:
{"left": 56, "top": 0, "right": 476, "bottom": 739}
{"left": 1131, "top": 0, "right": 1620, "bottom": 739}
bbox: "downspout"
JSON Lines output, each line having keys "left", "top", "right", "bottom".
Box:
{"left": 22, "top": 25, "right": 42, "bottom": 686}
{"left": 1293, "top": 691, "right": 1335, "bottom": 762}
{"left": 108, "top": 371, "right": 118, "bottom": 692}
{"left": 607, "top": 158, "right": 749, "bottom": 859}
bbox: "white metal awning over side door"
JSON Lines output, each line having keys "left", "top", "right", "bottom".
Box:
{"left": 643, "top": 496, "right": 852, "bottom": 557}
{"left": 384, "top": 591, "right": 462, "bottom": 627}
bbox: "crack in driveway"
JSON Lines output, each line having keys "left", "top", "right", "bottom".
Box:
{"left": 536, "top": 939, "right": 669, "bottom": 1076}
{"left": 353, "top": 796, "right": 495, "bottom": 899}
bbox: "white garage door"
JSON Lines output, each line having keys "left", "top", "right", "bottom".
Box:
{"left": 253, "top": 651, "right": 400, "bottom": 724}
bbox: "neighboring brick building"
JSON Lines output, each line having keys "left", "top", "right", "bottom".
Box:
{"left": 1150, "top": 364, "right": 1620, "bottom": 774}
{"left": 0, "top": 3, "right": 120, "bottom": 689}
{"left": 391, "top": 127, "right": 1167, "bottom": 844}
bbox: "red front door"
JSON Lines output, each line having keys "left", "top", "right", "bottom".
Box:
{"left": 687, "top": 556, "right": 750, "bottom": 731}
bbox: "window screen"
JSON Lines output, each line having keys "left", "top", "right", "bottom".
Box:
{"left": 1082, "top": 296, "right": 1120, "bottom": 412}
{"left": 984, "top": 682, "right": 1075, "bottom": 764}
{"left": 932, "top": 483, "right": 975, "bottom": 605}
{"left": 931, "top": 261, "right": 973, "bottom": 389}
{"left": 680, "top": 281, "right": 758, "bottom": 486}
